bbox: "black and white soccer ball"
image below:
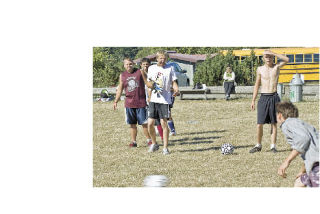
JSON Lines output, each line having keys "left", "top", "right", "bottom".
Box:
{"left": 221, "top": 143, "right": 234, "bottom": 155}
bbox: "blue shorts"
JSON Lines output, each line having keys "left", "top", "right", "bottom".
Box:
{"left": 125, "top": 107, "right": 147, "bottom": 125}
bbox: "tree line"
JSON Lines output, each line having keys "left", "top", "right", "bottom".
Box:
{"left": 93, "top": 47, "right": 265, "bottom": 87}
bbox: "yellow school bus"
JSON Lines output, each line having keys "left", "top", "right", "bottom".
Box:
{"left": 222, "top": 47, "right": 320, "bottom": 83}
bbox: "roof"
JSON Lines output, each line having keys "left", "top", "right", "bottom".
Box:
{"left": 134, "top": 52, "right": 217, "bottom": 64}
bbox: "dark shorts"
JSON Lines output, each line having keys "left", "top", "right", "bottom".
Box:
{"left": 257, "top": 93, "right": 280, "bottom": 124}
{"left": 146, "top": 105, "right": 161, "bottom": 125}
{"left": 300, "top": 162, "right": 319, "bottom": 187}
{"left": 148, "top": 102, "right": 171, "bottom": 120}
{"left": 125, "top": 107, "right": 147, "bottom": 125}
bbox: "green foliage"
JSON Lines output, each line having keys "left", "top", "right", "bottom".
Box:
{"left": 194, "top": 49, "right": 260, "bottom": 86}
{"left": 93, "top": 47, "right": 122, "bottom": 87}
{"left": 93, "top": 47, "right": 266, "bottom": 87}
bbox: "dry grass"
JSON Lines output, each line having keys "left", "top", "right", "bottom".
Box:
{"left": 93, "top": 98, "right": 319, "bottom": 187}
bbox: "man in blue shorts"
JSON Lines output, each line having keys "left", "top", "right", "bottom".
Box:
{"left": 113, "top": 58, "right": 152, "bottom": 147}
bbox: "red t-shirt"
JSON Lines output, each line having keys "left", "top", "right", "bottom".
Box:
{"left": 121, "top": 69, "right": 147, "bottom": 108}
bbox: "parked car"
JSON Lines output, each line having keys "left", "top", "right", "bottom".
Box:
{"left": 149, "top": 61, "right": 190, "bottom": 86}
{"left": 166, "top": 61, "right": 190, "bottom": 86}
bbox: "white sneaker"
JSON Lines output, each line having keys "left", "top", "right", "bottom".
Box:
{"left": 148, "top": 144, "right": 159, "bottom": 152}
{"left": 169, "top": 131, "right": 176, "bottom": 136}
{"left": 162, "top": 148, "right": 170, "bottom": 155}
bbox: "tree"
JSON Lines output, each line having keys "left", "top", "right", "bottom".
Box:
{"left": 93, "top": 47, "right": 122, "bottom": 87}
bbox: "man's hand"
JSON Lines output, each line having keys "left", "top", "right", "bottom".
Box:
{"left": 263, "top": 50, "right": 274, "bottom": 56}
{"left": 140, "top": 66, "right": 148, "bottom": 75}
{"left": 172, "top": 90, "right": 180, "bottom": 97}
{"left": 278, "top": 161, "right": 290, "bottom": 178}
{"left": 113, "top": 102, "right": 118, "bottom": 110}
{"left": 251, "top": 100, "right": 255, "bottom": 111}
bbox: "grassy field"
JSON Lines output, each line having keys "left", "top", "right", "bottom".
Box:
{"left": 93, "top": 98, "right": 319, "bottom": 187}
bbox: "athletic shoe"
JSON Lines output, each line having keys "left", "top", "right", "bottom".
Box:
{"left": 148, "top": 143, "right": 159, "bottom": 152}
{"left": 162, "top": 148, "right": 170, "bottom": 155}
{"left": 169, "top": 131, "right": 176, "bottom": 136}
{"left": 146, "top": 139, "right": 152, "bottom": 146}
{"left": 249, "top": 146, "right": 261, "bottom": 153}
{"left": 129, "top": 142, "right": 137, "bottom": 147}
{"left": 270, "top": 148, "right": 278, "bottom": 153}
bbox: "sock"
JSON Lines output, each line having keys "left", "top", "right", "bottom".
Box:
{"left": 270, "top": 144, "right": 276, "bottom": 149}
{"left": 168, "top": 120, "right": 175, "bottom": 133}
{"left": 157, "top": 125, "right": 163, "bottom": 140}
{"left": 255, "top": 144, "right": 262, "bottom": 148}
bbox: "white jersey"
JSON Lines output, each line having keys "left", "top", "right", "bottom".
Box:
{"left": 147, "top": 63, "right": 177, "bottom": 104}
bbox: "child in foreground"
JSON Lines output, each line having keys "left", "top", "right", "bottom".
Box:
{"left": 276, "top": 101, "right": 319, "bottom": 187}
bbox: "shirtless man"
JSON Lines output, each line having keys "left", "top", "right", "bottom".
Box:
{"left": 249, "top": 50, "right": 289, "bottom": 153}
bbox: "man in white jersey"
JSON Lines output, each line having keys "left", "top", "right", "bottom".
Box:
{"left": 142, "top": 51, "right": 179, "bottom": 155}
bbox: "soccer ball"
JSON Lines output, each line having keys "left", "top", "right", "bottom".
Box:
{"left": 143, "top": 175, "right": 168, "bottom": 187}
{"left": 221, "top": 143, "right": 234, "bottom": 155}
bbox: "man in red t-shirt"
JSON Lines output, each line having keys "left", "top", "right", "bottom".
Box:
{"left": 113, "top": 58, "right": 152, "bottom": 147}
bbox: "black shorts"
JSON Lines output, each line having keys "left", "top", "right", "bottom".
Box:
{"left": 257, "top": 93, "right": 280, "bottom": 124}
{"left": 146, "top": 105, "right": 161, "bottom": 125}
{"left": 148, "top": 102, "right": 171, "bottom": 120}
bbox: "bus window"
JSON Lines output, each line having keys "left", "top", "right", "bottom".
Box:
{"left": 234, "top": 56, "right": 240, "bottom": 61}
{"left": 277, "top": 57, "right": 282, "bottom": 63}
{"left": 295, "top": 54, "right": 303, "bottom": 63}
{"left": 304, "top": 54, "right": 312, "bottom": 62}
{"left": 314, "top": 54, "right": 319, "bottom": 62}
{"left": 241, "top": 56, "right": 246, "bottom": 62}
{"left": 287, "top": 54, "right": 294, "bottom": 63}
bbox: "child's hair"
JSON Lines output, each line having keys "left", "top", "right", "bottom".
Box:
{"left": 275, "top": 101, "right": 299, "bottom": 119}
{"left": 123, "top": 57, "right": 133, "bottom": 62}
{"left": 141, "top": 58, "right": 151, "bottom": 64}
{"left": 156, "top": 50, "right": 168, "bottom": 59}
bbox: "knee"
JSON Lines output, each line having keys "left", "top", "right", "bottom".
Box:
{"left": 130, "top": 124, "right": 137, "bottom": 129}
{"left": 294, "top": 177, "right": 306, "bottom": 187}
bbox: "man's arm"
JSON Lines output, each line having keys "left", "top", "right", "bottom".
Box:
{"left": 251, "top": 68, "right": 261, "bottom": 110}
{"left": 147, "top": 88, "right": 152, "bottom": 103}
{"left": 278, "top": 149, "right": 300, "bottom": 178}
{"left": 113, "top": 75, "right": 124, "bottom": 110}
{"left": 140, "top": 68, "right": 154, "bottom": 89}
{"left": 172, "top": 80, "right": 179, "bottom": 97}
{"left": 265, "top": 50, "right": 289, "bottom": 68}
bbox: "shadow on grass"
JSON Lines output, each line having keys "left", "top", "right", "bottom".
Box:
{"left": 179, "top": 146, "right": 221, "bottom": 152}
{"left": 178, "top": 144, "right": 253, "bottom": 153}
{"left": 180, "top": 130, "right": 226, "bottom": 136}
{"left": 168, "top": 136, "right": 222, "bottom": 146}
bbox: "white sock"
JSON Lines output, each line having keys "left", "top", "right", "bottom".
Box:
{"left": 270, "top": 144, "right": 276, "bottom": 149}
{"left": 255, "top": 144, "right": 262, "bottom": 148}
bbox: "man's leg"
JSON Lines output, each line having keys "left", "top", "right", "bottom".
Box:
{"left": 142, "top": 124, "right": 151, "bottom": 139}
{"left": 129, "top": 124, "right": 137, "bottom": 146}
{"left": 160, "top": 118, "right": 169, "bottom": 149}
{"left": 147, "top": 118, "right": 156, "bottom": 144}
{"left": 257, "top": 124, "right": 263, "bottom": 145}
{"left": 294, "top": 177, "right": 306, "bottom": 187}
{"left": 270, "top": 123, "right": 277, "bottom": 152}
{"left": 250, "top": 124, "right": 263, "bottom": 153}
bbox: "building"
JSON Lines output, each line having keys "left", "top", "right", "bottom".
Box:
{"left": 134, "top": 51, "right": 217, "bottom": 86}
